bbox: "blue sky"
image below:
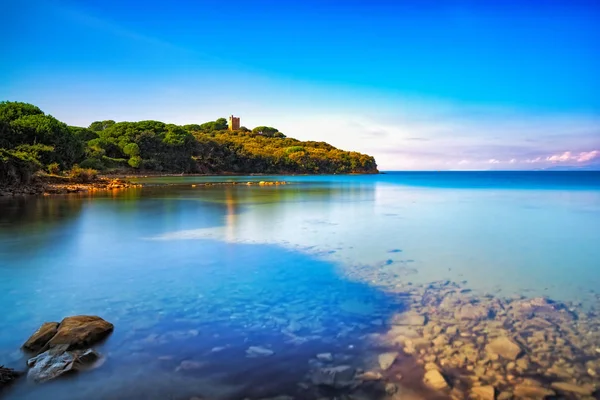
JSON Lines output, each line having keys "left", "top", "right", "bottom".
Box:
{"left": 2, "top": 0, "right": 599, "bottom": 170}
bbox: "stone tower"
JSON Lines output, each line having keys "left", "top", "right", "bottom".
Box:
{"left": 228, "top": 115, "right": 240, "bottom": 131}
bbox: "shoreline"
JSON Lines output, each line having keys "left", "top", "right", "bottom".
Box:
{"left": 0, "top": 171, "right": 382, "bottom": 197}
{"left": 0, "top": 176, "right": 141, "bottom": 197}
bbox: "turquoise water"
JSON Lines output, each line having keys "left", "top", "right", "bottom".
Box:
{"left": 1, "top": 172, "right": 599, "bottom": 399}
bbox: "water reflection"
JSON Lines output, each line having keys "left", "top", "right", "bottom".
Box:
{"left": 1, "top": 173, "right": 600, "bottom": 399}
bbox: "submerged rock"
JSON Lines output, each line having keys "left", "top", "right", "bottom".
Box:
{"left": 486, "top": 337, "right": 521, "bottom": 360}
{"left": 22, "top": 322, "right": 59, "bottom": 353}
{"left": 390, "top": 311, "right": 426, "bottom": 326}
{"left": 246, "top": 346, "right": 274, "bottom": 357}
{"left": 378, "top": 352, "right": 398, "bottom": 371}
{"left": 423, "top": 369, "right": 448, "bottom": 390}
{"left": 311, "top": 365, "right": 355, "bottom": 388}
{"left": 513, "top": 383, "right": 555, "bottom": 399}
{"left": 471, "top": 385, "right": 495, "bottom": 400}
{"left": 27, "top": 345, "right": 102, "bottom": 383}
{"left": 455, "top": 303, "right": 493, "bottom": 321}
{"left": 550, "top": 381, "right": 594, "bottom": 396}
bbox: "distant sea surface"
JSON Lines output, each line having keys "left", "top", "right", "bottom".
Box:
{"left": 0, "top": 171, "right": 599, "bottom": 399}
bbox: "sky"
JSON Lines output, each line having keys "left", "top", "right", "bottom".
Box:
{"left": 2, "top": 0, "right": 599, "bottom": 170}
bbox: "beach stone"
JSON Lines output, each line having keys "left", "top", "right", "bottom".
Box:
{"left": 471, "top": 385, "right": 495, "bottom": 400}
{"left": 513, "top": 383, "right": 555, "bottom": 399}
{"left": 0, "top": 366, "right": 20, "bottom": 387}
{"left": 26, "top": 345, "right": 101, "bottom": 383}
{"left": 378, "top": 352, "right": 398, "bottom": 371}
{"left": 486, "top": 337, "right": 521, "bottom": 360}
{"left": 550, "top": 382, "right": 594, "bottom": 396}
{"left": 357, "top": 371, "right": 382, "bottom": 381}
{"left": 317, "top": 353, "right": 333, "bottom": 362}
{"left": 246, "top": 346, "right": 274, "bottom": 357}
{"left": 47, "top": 316, "right": 114, "bottom": 350}
{"left": 423, "top": 369, "right": 448, "bottom": 390}
{"left": 311, "top": 365, "right": 355, "bottom": 388}
{"left": 23, "top": 322, "right": 59, "bottom": 352}
{"left": 456, "top": 303, "right": 492, "bottom": 321}
{"left": 391, "top": 312, "right": 426, "bottom": 326}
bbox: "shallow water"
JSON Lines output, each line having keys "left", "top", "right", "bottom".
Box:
{"left": 1, "top": 171, "right": 599, "bottom": 399}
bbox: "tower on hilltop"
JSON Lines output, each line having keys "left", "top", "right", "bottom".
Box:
{"left": 228, "top": 115, "right": 240, "bottom": 131}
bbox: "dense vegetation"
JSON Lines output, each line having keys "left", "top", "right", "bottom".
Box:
{"left": 0, "top": 101, "right": 378, "bottom": 185}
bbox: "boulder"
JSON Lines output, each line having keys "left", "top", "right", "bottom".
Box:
{"left": 471, "top": 385, "right": 495, "bottom": 400}
{"left": 423, "top": 369, "right": 448, "bottom": 390}
{"left": 390, "top": 311, "right": 426, "bottom": 326}
{"left": 0, "top": 366, "right": 21, "bottom": 387}
{"left": 378, "top": 352, "right": 398, "bottom": 371}
{"left": 513, "top": 384, "right": 555, "bottom": 399}
{"left": 47, "top": 316, "right": 113, "bottom": 350}
{"left": 455, "top": 303, "right": 492, "bottom": 321}
{"left": 486, "top": 337, "right": 521, "bottom": 360}
{"left": 508, "top": 297, "right": 568, "bottom": 321}
{"left": 27, "top": 345, "right": 102, "bottom": 383}
{"left": 22, "top": 322, "right": 59, "bottom": 352}
{"left": 311, "top": 365, "right": 355, "bottom": 388}
{"left": 550, "top": 382, "right": 594, "bottom": 396}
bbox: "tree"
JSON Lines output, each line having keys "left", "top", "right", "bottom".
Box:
{"left": 252, "top": 126, "right": 279, "bottom": 136}
{"left": 89, "top": 120, "right": 116, "bottom": 132}
{"left": 0, "top": 101, "right": 44, "bottom": 123}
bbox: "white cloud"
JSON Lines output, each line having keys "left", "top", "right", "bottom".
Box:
{"left": 488, "top": 159, "right": 500, "bottom": 164}
{"left": 544, "top": 150, "right": 599, "bottom": 163}
{"left": 546, "top": 151, "right": 573, "bottom": 162}
{"left": 576, "top": 150, "right": 599, "bottom": 162}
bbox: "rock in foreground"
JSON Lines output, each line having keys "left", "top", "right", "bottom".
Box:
{"left": 27, "top": 345, "right": 102, "bottom": 383}
{"left": 0, "top": 366, "right": 21, "bottom": 388}
{"left": 24, "top": 316, "right": 114, "bottom": 353}
{"left": 48, "top": 316, "right": 114, "bottom": 349}
{"left": 22, "top": 322, "right": 59, "bottom": 352}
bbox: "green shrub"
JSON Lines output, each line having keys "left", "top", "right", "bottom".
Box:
{"left": 128, "top": 155, "right": 142, "bottom": 168}
{"left": 80, "top": 158, "right": 105, "bottom": 170}
{"left": 47, "top": 162, "right": 60, "bottom": 175}
{"left": 68, "top": 165, "right": 98, "bottom": 183}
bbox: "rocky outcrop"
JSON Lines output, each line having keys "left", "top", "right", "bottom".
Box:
{"left": 27, "top": 345, "right": 101, "bottom": 383}
{"left": 0, "top": 366, "right": 21, "bottom": 388}
{"left": 22, "top": 316, "right": 112, "bottom": 384}
{"left": 47, "top": 316, "right": 113, "bottom": 349}
{"left": 22, "top": 322, "right": 59, "bottom": 352}
{"left": 24, "top": 316, "right": 113, "bottom": 353}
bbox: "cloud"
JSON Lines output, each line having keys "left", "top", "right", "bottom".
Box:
{"left": 458, "top": 159, "right": 470, "bottom": 165}
{"left": 509, "top": 159, "right": 517, "bottom": 164}
{"left": 488, "top": 159, "right": 500, "bottom": 164}
{"left": 544, "top": 150, "right": 599, "bottom": 163}
{"left": 577, "top": 150, "right": 599, "bottom": 162}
